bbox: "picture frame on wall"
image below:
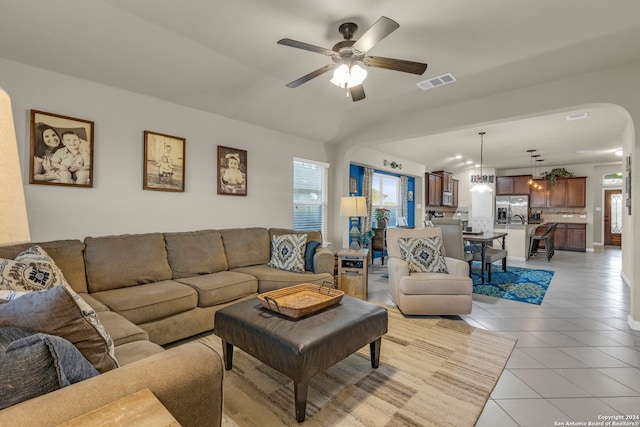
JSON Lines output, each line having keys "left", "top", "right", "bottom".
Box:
{"left": 217, "top": 145, "right": 247, "bottom": 196}
{"left": 29, "top": 109, "right": 94, "bottom": 188}
{"left": 143, "top": 130, "right": 185, "bottom": 192}
{"left": 349, "top": 176, "right": 358, "bottom": 194}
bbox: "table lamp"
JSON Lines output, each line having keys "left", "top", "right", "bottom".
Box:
{"left": 340, "top": 196, "right": 367, "bottom": 250}
{"left": 0, "top": 87, "right": 31, "bottom": 246}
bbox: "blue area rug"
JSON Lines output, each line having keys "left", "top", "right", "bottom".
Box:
{"left": 471, "top": 262, "right": 554, "bottom": 305}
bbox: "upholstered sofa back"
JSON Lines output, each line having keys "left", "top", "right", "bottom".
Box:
{"left": 84, "top": 233, "right": 173, "bottom": 293}
{"left": 220, "top": 227, "right": 271, "bottom": 269}
{"left": 164, "top": 230, "right": 228, "bottom": 279}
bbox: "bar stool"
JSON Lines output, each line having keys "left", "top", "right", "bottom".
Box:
{"left": 529, "top": 223, "right": 558, "bottom": 262}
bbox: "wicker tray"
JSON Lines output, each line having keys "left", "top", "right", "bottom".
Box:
{"left": 258, "top": 282, "right": 344, "bottom": 319}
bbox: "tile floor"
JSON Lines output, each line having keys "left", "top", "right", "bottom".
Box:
{"left": 367, "top": 247, "right": 640, "bottom": 427}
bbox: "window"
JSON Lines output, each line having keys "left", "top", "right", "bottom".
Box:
{"left": 372, "top": 172, "right": 400, "bottom": 227}
{"left": 293, "top": 158, "right": 329, "bottom": 242}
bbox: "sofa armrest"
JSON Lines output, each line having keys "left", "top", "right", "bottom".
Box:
{"left": 0, "top": 342, "right": 224, "bottom": 427}
{"left": 313, "top": 247, "right": 335, "bottom": 275}
{"left": 387, "top": 257, "right": 409, "bottom": 303}
{"left": 445, "top": 257, "right": 470, "bottom": 277}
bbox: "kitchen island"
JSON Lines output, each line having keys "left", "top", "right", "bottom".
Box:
{"left": 493, "top": 222, "right": 545, "bottom": 261}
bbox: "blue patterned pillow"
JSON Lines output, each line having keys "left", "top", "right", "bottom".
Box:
{"left": 268, "top": 234, "right": 307, "bottom": 273}
{"left": 304, "top": 241, "right": 322, "bottom": 272}
{"left": 397, "top": 236, "right": 449, "bottom": 274}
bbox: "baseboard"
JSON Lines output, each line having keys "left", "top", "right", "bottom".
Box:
{"left": 627, "top": 315, "right": 640, "bottom": 331}
{"left": 621, "top": 271, "right": 631, "bottom": 288}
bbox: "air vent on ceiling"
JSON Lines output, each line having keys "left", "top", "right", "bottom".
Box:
{"left": 566, "top": 112, "right": 588, "bottom": 121}
{"left": 416, "top": 73, "right": 457, "bottom": 90}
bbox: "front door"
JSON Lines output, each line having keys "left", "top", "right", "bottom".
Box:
{"left": 604, "top": 189, "right": 622, "bottom": 246}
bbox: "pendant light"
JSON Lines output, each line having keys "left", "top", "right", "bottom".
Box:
{"left": 535, "top": 158, "right": 544, "bottom": 190}
{"left": 470, "top": 131, "right": 493, "bottom": 193}
{"left": 526, "top": 149, "right": 536, "bottom": 186}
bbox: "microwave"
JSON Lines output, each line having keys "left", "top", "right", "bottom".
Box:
{"left": 442, "top": 191, "right": 453, "bottom": 206}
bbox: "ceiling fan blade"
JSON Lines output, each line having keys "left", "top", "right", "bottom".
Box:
{"left": 364, "top": 56, "right": 428, "bottom": 75}
{"left": 285, "top": 64, "right": 336, "bottom": 88}
{"left": 351, "top": 16, "right": 399, "bottom": 53}
{"left": 349, "top": 84, "right": 366, "bottom": 102}
{"left": 277, "top": 38, "right": 336, "bottom": 56}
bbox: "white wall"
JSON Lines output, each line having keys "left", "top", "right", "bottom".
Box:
{"left": 2, "top": 58, "right": 331, "bottom": 241}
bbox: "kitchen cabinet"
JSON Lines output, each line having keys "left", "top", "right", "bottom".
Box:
{"left": 551, "top": 223, "right": 586, "bottom": 251}
{"left": 496, "top": 175, "right": 532, "bottom": 195}
{"left": 452, "top": 179, "right": 459, "bottom": 207}
{"left": 530, "top": 180, "right": 548, "bottom": 208}
{"left": 425, "top": 173, "right": 442, "bottom": 206}
{"left": 530, "top": 177, "right": 586, "bottom": 208}
{"left": 432, "top": 171, "right": 453, "bottom": 192}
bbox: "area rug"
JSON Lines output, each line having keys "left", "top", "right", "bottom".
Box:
{"left": 199, "top": 305, "right": 516, "bottom": 426}
{"left": 471, "top": 262, "right": 554, "bottom": 305}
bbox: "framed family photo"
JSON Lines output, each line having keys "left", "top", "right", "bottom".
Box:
{"left": 29, "top": 110, "right": 94, "bottom": 188}
{"left": 217, "top": 145, "right": 247, "bottom": 196}
{"left": 143, "top": 130, "right": 185, "bottom": 192}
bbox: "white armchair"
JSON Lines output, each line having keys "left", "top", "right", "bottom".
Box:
{"left": 386, "top": 227, "right": 473, "bottom": 315}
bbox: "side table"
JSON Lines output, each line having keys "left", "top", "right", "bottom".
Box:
{"left": 336, "top": 248, "right": 369, "bottom": 300}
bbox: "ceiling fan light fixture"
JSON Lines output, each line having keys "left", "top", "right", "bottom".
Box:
{"left": 330, "top": 63, "right": 367, "bottom": 88}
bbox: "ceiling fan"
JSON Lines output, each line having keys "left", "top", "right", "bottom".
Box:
{"left": 277, "top": 16, "right": 428, "bottom": 102}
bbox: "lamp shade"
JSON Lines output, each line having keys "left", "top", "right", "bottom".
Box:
{"left": 340, "top": 196, "right": 367, "bottom": 217}
{"left": 0, "top": 87, "right": 31, "bottom": 246}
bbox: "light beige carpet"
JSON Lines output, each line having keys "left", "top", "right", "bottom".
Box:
{"left": 200, "top": 306, "right": 516, "bottom": 427}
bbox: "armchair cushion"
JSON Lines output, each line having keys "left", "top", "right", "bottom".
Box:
{"left": 397, "top": 236, "right": 448, "bottom": 274}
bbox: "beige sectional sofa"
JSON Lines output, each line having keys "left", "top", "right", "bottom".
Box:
{"left": 0, "top": 227, "right": 333, "bottom": 425}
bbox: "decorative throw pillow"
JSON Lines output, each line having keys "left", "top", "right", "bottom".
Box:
{"left": 0, "top": 286, "right": 118, "bottom": 373}
{"left": 0, "top": 246, "right": 118, "bottom": 372}
{"left": 267, "top": 233, "right": 307, "bottom": 273}
{"left": 397, "top": 236, "right": 449, "bottom": 274}
{"left": 0, "top": 326, "right": 98, "bottom": 410}
{"left": 304, "top": 241, "right": 322, "bottom": 272}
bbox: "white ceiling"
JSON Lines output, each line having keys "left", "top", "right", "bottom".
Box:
{"left": 2, "top": 0, "right": 639, "bottom": 173}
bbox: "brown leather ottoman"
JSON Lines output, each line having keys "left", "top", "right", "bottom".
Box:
{"left": 214, "top": 295, "right": 388, "bottom": 422}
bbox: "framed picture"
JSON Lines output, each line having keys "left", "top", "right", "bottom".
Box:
{"left": 217, "top": 145, "right": 247, "bottom": 196}
{"left": 143, "top": 130, "right": 185, "bottom": 192}
{"left": 349, "top": 176, "right": 358, "bottom": 194}
{"left": 29, "top": 110, "right": 94, "bottom": 187}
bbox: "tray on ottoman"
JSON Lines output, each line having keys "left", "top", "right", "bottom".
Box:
{"left": 258, "top": 282, "right": 344, "bottom": 319}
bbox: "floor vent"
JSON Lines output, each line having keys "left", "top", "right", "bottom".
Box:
{"left": 416, "top": 73, "right": 457, "bottom": 90}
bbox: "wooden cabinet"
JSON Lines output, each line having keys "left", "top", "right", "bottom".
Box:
{"left": 547, "top": 179, "right": 567, "bottom": 207}
{"left": 496, "top": 175, "right": 532, "bottom": 195}
{"left": 552, "top": 223, "right": 586, "bottom": 251}
{"left": 566, "top": 177, "right": 586, "bottom": 207}
{"left": 452, "top": 179, "right": 459, "bottom": 207}
{"left": 432, "top": 171, "right": 453, "bottom": 192}
{"left": 530, "top": 179, "right": 548, "bottom": 208}
{"left": 425, "top": 173, "right": 442, "bottom": 206}
{"left": 336, "top": 249, "right": 369, "bottom": 300}
{"left": 530, "top": 177, "right": 586, "bottom": 208}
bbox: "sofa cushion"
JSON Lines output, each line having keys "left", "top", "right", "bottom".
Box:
{"left": 269, "top": 228, "right": 323, "bottom": 244}
{"left": 267, "top": 233, "right": 306, "bottom": 273}
{"left": 84, "top": 233, "right": 172, "bottom": 292}
{"left": 96, "top": 311, "right": 149, "bottom": 347}
{"left": 0, "top": 246, "right": 117, "bottom": 371}
{"left": 0, "top": 326, "right": 99, "bottom": 410}
{"left": 91, "top": 280, "right": 198, "bottom": 325}
{"left": 113, "top": 340, "right": 165, "bottom": 367}
{"left": 175, "top": 271, "right": 257, "bottom": 307}
{"left": 0, "top": 240, "right": 88, "bottom": 293}
{"left": 398, "top": 236, "right": 449, "bottom": 274}
{"left": 220, "top": 228, "right": 270, "bottom": 269}
{"left": 0, "top": 286, "right": 118, "bottom": 373}
{"left": 164, "top": 230, "right": 228, "bottom": 279}
{"left": 232, "top": 265, "right": 333, "bottom": 293}
{"left": 304, "top": 241, "right": 322, "bottom": 272}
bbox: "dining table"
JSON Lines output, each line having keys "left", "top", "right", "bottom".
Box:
{"left": 462, "top": 231, "right": 508, "bottom": 283}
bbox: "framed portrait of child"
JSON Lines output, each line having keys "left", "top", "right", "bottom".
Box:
{"left": 143, "top": 130, "right": 186, "bottom": 192}
{"left": 217, "top": 145, "right": 247, "bottom": 196}
{"left": 29, "top": 110, "right": 94, "bottom": 188}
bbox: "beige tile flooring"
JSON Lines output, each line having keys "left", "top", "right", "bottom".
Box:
{"left": 367, "top": 247, "right": 640, "bottom": 427}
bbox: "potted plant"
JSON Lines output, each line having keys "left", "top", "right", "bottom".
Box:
{"left": 543, "top": 167, "right": 575, "bottom": 185}
{"left": 375, "top": 208, "right": 391, "bottom": 228}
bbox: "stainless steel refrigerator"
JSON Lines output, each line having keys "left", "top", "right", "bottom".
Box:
{"left": 496, "top": 195, "right": 529, "bottom": 224}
